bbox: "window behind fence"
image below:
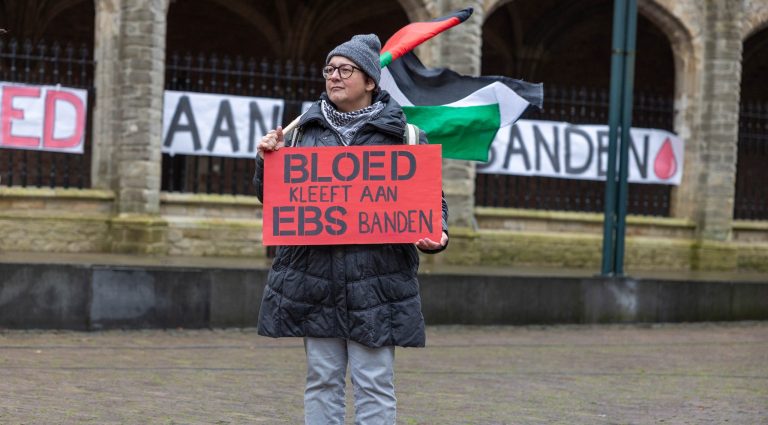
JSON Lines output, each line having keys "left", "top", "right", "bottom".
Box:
{"left": 162, "top": 52, "right": 325, "bottom": 196}
{"left": 0, "top": 38, "right": 93, "bottom": 189}
{"left": 735, "top": 100, "right": 768, "bottom": 220}
{"left": 475, "top": 85, "right": 675, "bottom": 216}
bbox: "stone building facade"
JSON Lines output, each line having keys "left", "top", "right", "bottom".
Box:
{"left": 1, "top": 0, "right": 767, "bottom": 273}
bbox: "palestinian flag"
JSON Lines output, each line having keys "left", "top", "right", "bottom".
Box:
{"left": 380, "top": 52, "right": 543, "bottom": 161}
{"left": 380, "top": 8, "right": 473, "bottom": 68}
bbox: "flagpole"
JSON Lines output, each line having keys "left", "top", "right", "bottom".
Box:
{"left": 282, "top": 115, "right": 301, "bottom": 134}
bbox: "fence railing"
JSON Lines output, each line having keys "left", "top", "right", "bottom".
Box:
{"left": 162, "top": 52, "right": 325, "bottom": 195}
{"left": 0, "top": 38, "right": 93, "bottom": 189}
{"left": 3, "top": 41, "right": 762, "bottom": 221}
{"left": 475, "top": 85, "right": 675, "bottom": 216}
{"left": 735, "top": 100, "right": 768, "bottom": 220}
{"left": 161, "top": 54, "right": 677, "bottom": 217}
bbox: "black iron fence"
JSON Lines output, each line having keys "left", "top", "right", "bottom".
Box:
{"left": 2, "top": 40, "right": 762, "bottom": 221}
{"left": 162, "top": 54, "right": 679, "bottom": 217}
{"left": 475, "top": 85, "right": 675, "bottom": 216}
{"left": 734, "top": 100, "right": 768, "bottom": 220}
{"left": 0, "top": 38, "right": 93, "bottom": 189}
{"left": 162, "top": 52, "right": 325, "bottom": 195}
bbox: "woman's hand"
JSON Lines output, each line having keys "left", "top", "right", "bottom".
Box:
{"left": 415, "top": 231, "right": 448, "bottom": 251}
{"left": 257, "top": 126, "right": 285, "bottom": 159}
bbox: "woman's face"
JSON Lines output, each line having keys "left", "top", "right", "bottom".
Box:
{"left": 325, "top": 56, "right": 375, "bottom": 112}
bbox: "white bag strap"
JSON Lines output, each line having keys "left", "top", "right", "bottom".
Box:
{"left": 405, "top": 123, "right": 418, "bottom": 145}
{"left": 285, "top": 111, "right": 307, "bottom": 147}
{"left": 287, "top": 126, "right": 302, "bottom": 148}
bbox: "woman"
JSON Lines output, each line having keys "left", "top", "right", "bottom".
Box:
{"left": 253, "top": 34, "right": 448, "bottom": 425}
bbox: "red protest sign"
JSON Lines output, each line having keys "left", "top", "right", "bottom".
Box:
{"left": 262, "top": 144, "right": 442, "bottom": 246}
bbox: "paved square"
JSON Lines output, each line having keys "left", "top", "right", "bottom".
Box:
{"left": 1, "top": 323, "right": 766, "bottom": 424}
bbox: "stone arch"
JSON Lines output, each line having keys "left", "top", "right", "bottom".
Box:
{"left": 484, "top": 0, "right": 512, "bottom": 20}
{"left": 285, "top": 0, "right": 409, "bottom": 63}
{"left": 481, "top": 0, "right": 681, "bottom": 92}
{"left": 165, "top": 0, "right": 410, "bottom": 65}
{"left": 166, "top": 0, "right": 282, "bottom": 58}
{"left": 742, "top": 24, "right": 768, "bottom": 101}
{"left": 485, "top": 0, "right": 699, "bottom": 68}
{"left": 0, "top": 0, "right": 94, "bottom": 46}
{"left": 487, "top": 0, "right": 702, "bottom": 39}
{"left": 209, "top": 1, "right": 277, "bottom": 44}
{"left": 742, "top": 0, "right": 768, "bottom": 40}
{"left": 483, "top": 0, "right": 698, "bottom": 132}
{"left": 744, "top": 18, "right": 768, "bottom": 41}
{"left": 637, "top": 0, "right": 697, "bottom": 100}
{"left": 478, "top": 0, "right": 691, "bottom": 217}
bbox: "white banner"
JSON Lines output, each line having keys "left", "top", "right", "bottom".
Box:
{"left": 162, "top": 90, "right": 284, "bottom": 158}
{"left": 477, "top": 119, "right": 684, "bottom": 185}
{"left": 0, "top": 81, "right": 87, "bottom": 154}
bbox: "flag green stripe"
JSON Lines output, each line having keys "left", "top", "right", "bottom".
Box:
{"left": 379, "top": 51, "right": 393, "bottom": 68}
{"left": 402, "top": 104, "right": 500, "bottom": 162}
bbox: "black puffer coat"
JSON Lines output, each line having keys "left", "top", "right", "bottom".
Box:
{"left": 253, "top": 90, "right": 448, "bottom": 348}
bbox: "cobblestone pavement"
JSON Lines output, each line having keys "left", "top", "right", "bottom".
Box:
{"left": 1, "top": 322, "right": 766, "bottom": 424}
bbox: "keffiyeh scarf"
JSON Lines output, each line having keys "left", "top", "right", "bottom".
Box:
{"left": 321, "top": 100, "right": 385, "bottom": 145}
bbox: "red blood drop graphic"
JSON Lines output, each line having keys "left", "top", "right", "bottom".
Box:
{"left": 654, "top": 138, "right": 677, "bottom": 180}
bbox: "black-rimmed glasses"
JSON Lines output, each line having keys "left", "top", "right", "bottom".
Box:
{"left": 322, "top": 64, "right": 362, "bottom": 80}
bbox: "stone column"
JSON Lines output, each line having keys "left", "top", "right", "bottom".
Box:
{"left": 689, "top": 0, "right": 743, "bottom": 268}
{"left": 91, "top": 0, "right": 121, "bottom": 191}
{"left": 109, "top": 0, "right": 169, "bottom": 254}
{"left": 429, "top": 0, "right": 485, "bottom": 230}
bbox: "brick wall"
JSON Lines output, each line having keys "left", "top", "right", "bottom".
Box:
{"left": 0, "top": 188, "right": 113, "bottom": 253}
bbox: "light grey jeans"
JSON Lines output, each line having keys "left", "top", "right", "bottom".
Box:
{"left": 304, "top": 337, "right": 396, "bottom": 425}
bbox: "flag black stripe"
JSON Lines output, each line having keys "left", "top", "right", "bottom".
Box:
{"left": 386, "top": 52, "right": 543, "bottom": 108}
{"left": 430, "top": 8, "right": 473, "bottom": 23}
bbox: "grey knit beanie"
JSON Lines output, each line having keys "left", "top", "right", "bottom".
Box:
{"left": 326, "top": 34, "right": 381, "bottom": 86}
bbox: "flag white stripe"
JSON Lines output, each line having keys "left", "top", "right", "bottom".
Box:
{"left": 443, "top": 82, "right": 529, "bottom": 126}
{"left": 381, "top": 69, "right": 529, "bottom": 126}
{"left": 380, "top": 68, "right": 413, "bottom": 106}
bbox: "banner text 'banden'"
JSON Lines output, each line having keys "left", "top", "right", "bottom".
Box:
{"left": 478, "top": 119, "right": 684, "bottom": 185}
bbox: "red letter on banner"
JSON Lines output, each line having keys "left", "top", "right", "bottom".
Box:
{"left": 43, "top": 89, "right": 85, "bottom": 149}
{"left": 1, "top": 85, "right": 41, "bottom": 148}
